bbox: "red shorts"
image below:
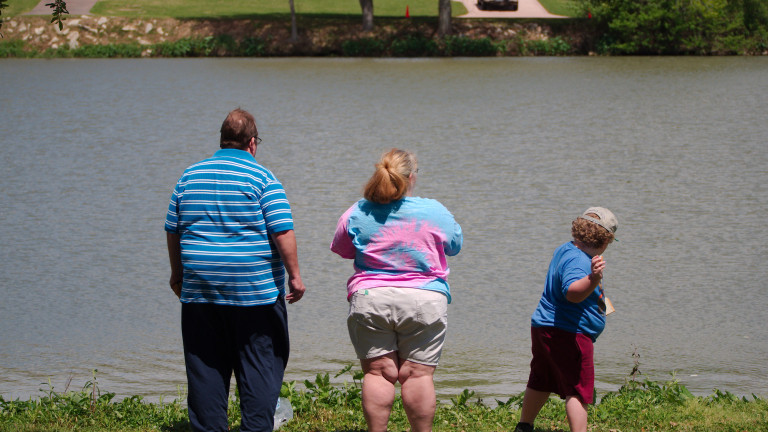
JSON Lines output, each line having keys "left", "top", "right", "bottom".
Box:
{"left": 526, "top": 326, "right": 595, "bottom": 404}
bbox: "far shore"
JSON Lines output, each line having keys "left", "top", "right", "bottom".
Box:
{"left": 1, "top": 14, "right": 597, "bottom": 57}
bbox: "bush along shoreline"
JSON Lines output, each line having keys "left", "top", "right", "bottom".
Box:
{"left": 2, "top": 364, "right": 767, "bottom": 432}
{"left": 2, "top": 14, "right": 766, "bottom": 58}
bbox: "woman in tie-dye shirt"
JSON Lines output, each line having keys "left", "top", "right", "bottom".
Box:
{"left": 331, "top": 149, "right": 463, "bottom": 432}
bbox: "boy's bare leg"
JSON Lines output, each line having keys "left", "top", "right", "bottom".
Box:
{"left": 519, "top": 387, "right": 550, "bottom": 424}
{"left": 361, "top": 353, "right": 399, "bottom": 432}
{"left": 399, "top": 360, "right": 437, "bottom": 432}
{"left": 565, "top": 396, "right": 588, "bottom": 432}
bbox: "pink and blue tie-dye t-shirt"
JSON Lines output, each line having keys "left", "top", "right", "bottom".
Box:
{"left": 331, "top": 197, "right": 463, "bottom": 303}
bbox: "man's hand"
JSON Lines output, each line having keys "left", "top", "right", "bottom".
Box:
{"left": 170, "top": 278, "right": 182, "bottom": 299}
{"left": 285, "top": 276, "right": 306, "bottom": 304}
{"left": 167, "top": 232, "right": 183, "bottom": 299}
{"left": 271, "top": 230, "right": 306, "bottom": 304}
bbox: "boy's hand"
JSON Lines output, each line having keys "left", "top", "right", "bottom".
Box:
{"left": 591, "top": 255, "right": 606, "bottom": 280}
{"left": 568, "top": 255, "right": 607, "bottom": 303}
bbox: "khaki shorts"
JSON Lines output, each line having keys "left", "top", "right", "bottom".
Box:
{"left": 347, "top": 287, "right": 448, "bottom": 366}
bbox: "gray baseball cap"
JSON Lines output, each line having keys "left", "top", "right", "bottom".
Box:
{"left": 578, "top": 207, "right": 618, "bottom": 239}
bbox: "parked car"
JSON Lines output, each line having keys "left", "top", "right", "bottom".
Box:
{"left": 477, "top": 0, "right": 519, "bottom": 10}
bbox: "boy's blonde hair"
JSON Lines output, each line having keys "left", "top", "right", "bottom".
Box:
{"left": 363, "top": 149, "right": 417, "bottom": 204}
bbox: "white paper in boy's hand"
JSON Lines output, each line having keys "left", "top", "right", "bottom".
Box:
{"left": 604, "top": 296, "right": 616, "bottom": 315}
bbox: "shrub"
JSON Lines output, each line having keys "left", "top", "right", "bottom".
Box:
{"left": 0, "top": 40, "right": 29, "bottom": 58}
{"left": 152, "top": 39, "right": 194, "bottom": 57}
{"left": 342, "top": 37, "right": 387, "bottom": 56}
{"left": 524, "top": 36, "right": 572, "bottom": 55}
{"left": 575, "top": 0, "right": 768, "bottom": 54}
{"left": 443, "top": 36, "right": 499, "bottom": 56}
{"left": 390, "top": 35, "right": 438, "bottom": 57}
{"left": 239, "top": 37, "right": 266, "bottom": 56}
{"left": 72, "top": 43, "right": 143, "bottom": 58}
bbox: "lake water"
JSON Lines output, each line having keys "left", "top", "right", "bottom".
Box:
{"left": 1, "top": 57, "right": 767, "bottom": 403}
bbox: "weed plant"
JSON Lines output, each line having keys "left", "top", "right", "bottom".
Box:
{"left": 341, "top": 38, "right": 387, "bottom": 56}
{"left": 442, "top": 36, "right": 500, "bottom": 56}
{"left": 0, "top": 36, "right": 269, "bottom": 58}
{"left": 521, "top": 35, "right": 572, "bottom": 55}
{"left": 390, "top": 35, "right": 440, "bottom": 56}
{"left": 0, "top": 40, "right": 28, "bottom": 57}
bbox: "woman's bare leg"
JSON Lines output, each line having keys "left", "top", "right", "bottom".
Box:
{"left": 361, "top": 352, "right": 399, "bottom": 432}
{"left": 398, "top": 360, "right": 437, "bottom": 432}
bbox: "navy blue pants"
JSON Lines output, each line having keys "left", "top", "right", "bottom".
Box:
{"left": 181, "top": 297, "right": 289, "bottom": 432}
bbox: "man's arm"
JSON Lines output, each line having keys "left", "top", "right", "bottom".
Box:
{"left": 271, "top": 230, "right": 306, "bottom": 304}
{"left": 166, "top": 232, "right": 183, "bottom": 298}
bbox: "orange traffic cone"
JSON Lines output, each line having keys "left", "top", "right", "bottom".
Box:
{"left": 406, "top": 5, "right": 410, "bottom": 17}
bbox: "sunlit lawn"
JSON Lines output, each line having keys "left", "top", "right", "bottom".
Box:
{"left": 3, "top": 0, "right": 40, "bottom": 17}
{"left": 537, "top": 0, "right": 579, "bottom": 16}
{"left": 7, "top": 0, "right": 577, "bottom": 19}
{"left": 91, "top": 0, "right": 468, "bottom": 18}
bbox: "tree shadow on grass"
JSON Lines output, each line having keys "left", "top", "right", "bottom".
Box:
{"left": 160, "top": 419, "right": 191, "bottom": 431}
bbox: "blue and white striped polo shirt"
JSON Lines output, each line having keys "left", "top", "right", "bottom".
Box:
{"left": 165, "top": 148, "right": 294, "bottom": 306}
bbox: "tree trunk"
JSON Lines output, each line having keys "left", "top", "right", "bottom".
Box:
{"left": 289, "top": 0, "right": 298, "bottom": 42}
{"left": 438, "top": 0, "right": 451, "bottom": 37}
{"left": 360, "top": 0, "right": 374, "bottom": 32}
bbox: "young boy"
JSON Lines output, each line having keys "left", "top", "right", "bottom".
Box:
{"left": 514, "top": 207, "right": 618, "bottom": 432}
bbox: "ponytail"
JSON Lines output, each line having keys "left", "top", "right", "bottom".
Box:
{"left": 363, "top": 149, "right": 417, "bottom": 204}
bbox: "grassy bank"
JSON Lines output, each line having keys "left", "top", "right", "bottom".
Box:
{"left": 2, "top": 366, "right": 767, "bottom": 431}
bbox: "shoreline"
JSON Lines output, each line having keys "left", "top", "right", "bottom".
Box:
{"left": 3, "top": 15, "right": 766, "bottom": 57}
{"left": 0, "top": 15, "right": 607, "bottom": 57}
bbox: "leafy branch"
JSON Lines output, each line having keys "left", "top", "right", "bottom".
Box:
{"left": 45, "top": 0, "right": 69, "bottom": 31}
{"left": 0, "top": 0, "right": 8, "bottom": 36}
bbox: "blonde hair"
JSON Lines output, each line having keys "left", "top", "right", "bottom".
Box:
{"left": 363, "top": 149, "right": 418, "bottom": 204}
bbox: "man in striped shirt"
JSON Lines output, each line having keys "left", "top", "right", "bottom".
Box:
{"left": 165, "top": 108, "right": 306, "bottom": 432}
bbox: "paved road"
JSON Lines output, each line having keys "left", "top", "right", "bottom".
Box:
{"left": 26, "top": 0, "right": 98, "bottom": 16}
{"left": 456, "top": 0, "right": 568, "bottom": 18}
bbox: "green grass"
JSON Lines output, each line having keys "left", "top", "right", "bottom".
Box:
{"left": 2, "top": 0, "right": 39, "bottom": 17}
{"left": 2, "top": 366, "right": 767, "bottom": 432}
{"left": 2, "top": 0, "right": 572, "bottom": 20}
{"left": 536, "top": 0, "right": 578, "bottom": 17}
{"left": 91, "top": 0, "right": 467, "bottom": 19}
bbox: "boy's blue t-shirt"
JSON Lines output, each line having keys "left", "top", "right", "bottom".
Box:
{"left": 531, "top": 241, "right": 606, "bottom": 341}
